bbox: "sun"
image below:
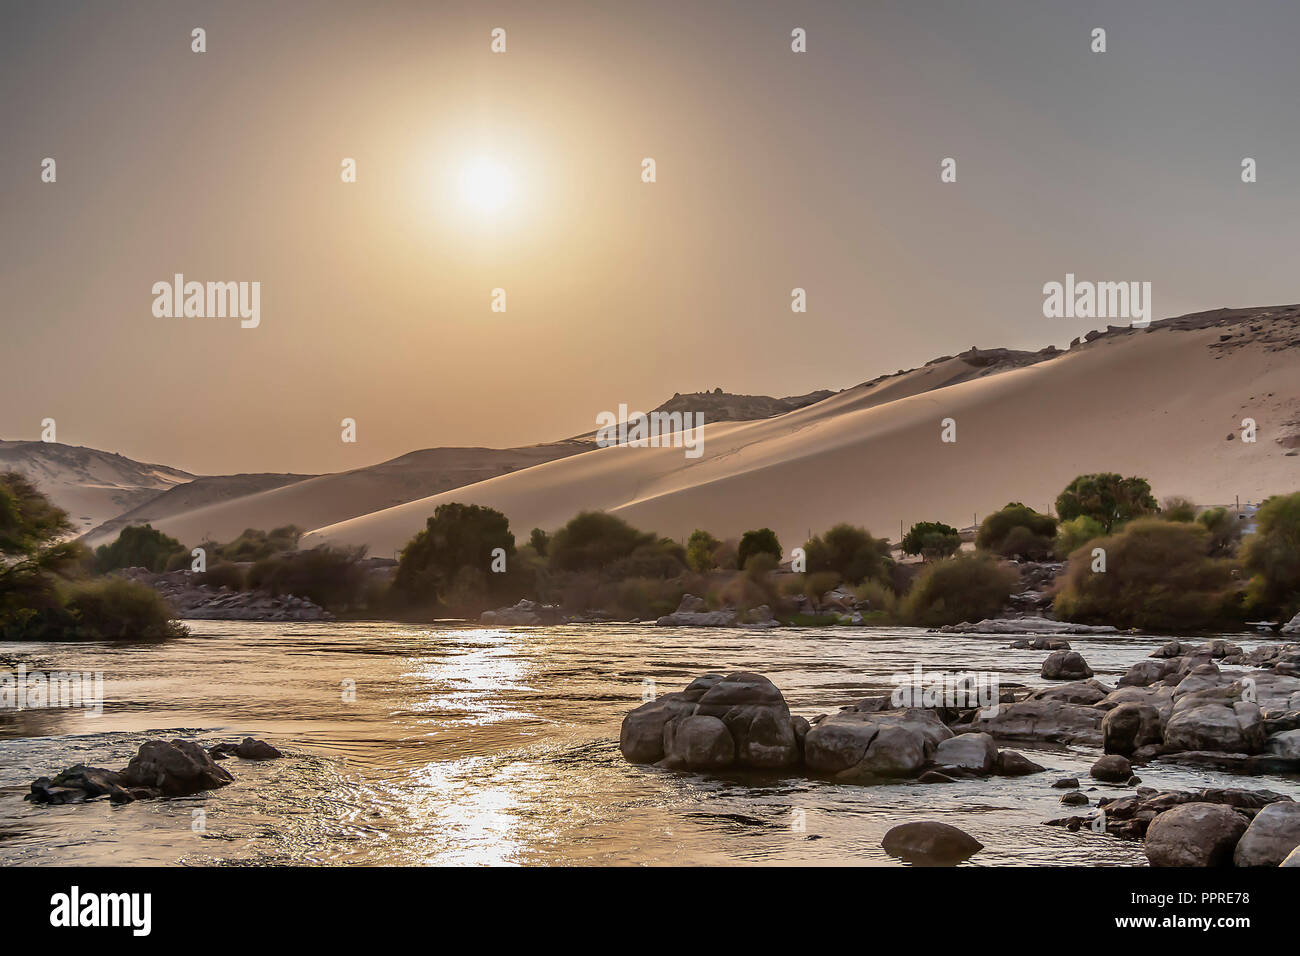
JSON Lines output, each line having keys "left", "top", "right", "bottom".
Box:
{"left": 458, "top": 158, "right": 512, "bottom": 213}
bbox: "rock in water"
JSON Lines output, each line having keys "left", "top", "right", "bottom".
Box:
{"left": 881, "top": 821, "right": 983, "bottom": 864}
{"left": 662, "top": 715, "right": 735, "bottom": 769}
{"left": 934, "top": 733, "right": 998, "bottom": 775}
{"left": 122, "top": 739, "right": 234, "bottom": 797}
{"left": 1102, "top": 702, "right": 1163, "bottom": 757}
{"left": 1041, "top": 650, "right": 1094, "bottom": 680}
{"left": 1233, "top": 802, "right": 1300, "bottom": 866}
{"left": 1090, "top": 754, "right": 1133, "bottom": 782}
{"left": 994, "top": 750, "right": 1045, "bottom": 776}
{"left": 1144, "top": 803, "right": 1249, "bottom": 867}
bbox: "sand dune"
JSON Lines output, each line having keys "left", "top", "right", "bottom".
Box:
{"left": 82, "top": 442, "right": 593, "bottom": 552}
{"left": 0, "top": 441, "right": 195, "bottom": 536}
{"left": 302, "top": 307, "right": 1300, "bottom": 556}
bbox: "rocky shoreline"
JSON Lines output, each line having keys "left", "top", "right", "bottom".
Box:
{"left": 122, "top": 568, "right": 334, "bottom": 621}
{"left": 619, "top": 638, "right": 1300, "bottom": 865}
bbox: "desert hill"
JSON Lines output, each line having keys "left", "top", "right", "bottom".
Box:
{"left": 301, "top": 306, "right": 1300, "bottom": 556}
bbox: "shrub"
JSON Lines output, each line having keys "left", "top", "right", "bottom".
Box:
{"left": 685, "top": 529, "right": 721, "bottom": 572}
{"left": 61, "top": 578, "right": 186, "bottom": 640}
{"left": 1197, "top": 506, "right": 1242, "bottom": 558}
{"left": 1241, "top": 493, "right": 1300, "bottom": 617}
{"left": 548, "top": 512, "right": 654, "bottom": 572}
{"left": 738, "top": 528, "right": 782, "bottom": 570}
{"left": 1160, "top": 496, "right": 1197, "bottom": 523}
{"left": 211, "top": 526, "right": 302, "bottom": 562}
{"left": 976, "top": 503, "right": 1058, "bottom": 558}
{"left": 394, "top": 503, "right": 516, "bottom": 604}
{"left": 198, "top": 562, "right": 246, "bottom": 590}
{"left": 853, "top": 579, "right": 899, "bottom": 623}
{"left": 804, "top": 570, "right": 841, "bottom": 604}
{"left": 901, "top": 521, "right": 960, "bottom": 561}
{"left": 900, "top": 554, "right": 1018, "bottom": 627}
{"left": 1054, "top": 519, "right": 1241, "bottom": 631}
{"left": 804, "top": 524, "right": 892, "bottom": 583}
{"left": 1055, "top": 473, "right": 1157, "bottom": 531}
{"left": 604, "top": 540, "right": 687, "bottom": 579}
{"left": 1055, "top": 515, "right": 1107, "bottom": 556}
{"left": 250, "top": 546, "right": 368, "bottom": 611}
{"left": 93, "top": 524, "right": 187, "bottom": 573}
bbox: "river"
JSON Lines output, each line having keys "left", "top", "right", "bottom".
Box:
{"left": 1, "top": 622, "right": 1295, "bottom": 866}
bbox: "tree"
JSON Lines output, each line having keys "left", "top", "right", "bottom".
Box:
{"left": 901, "top": 554, "right": 1018, "bottom": 627}
{"left": 1241, "top": 493, "right": 1300, "bottom": 616}
{"left": 1054, "top": 519, "right": 1240, "bottom": 631}
{"left": 547, "top": 512, "right": 654, "bottom": 572}
{"left": 1159, "top": 496, "right": 1197, "bottom": 523}
{"left": 737, "top": 528, "right": 781, "bottom": 570}
{"left": 1197, "top": 506, "right": 1242, "bottom": 558}
{"left": 0, "top": 472, "right": 184, "bottom": 641}
{"left": 394, "top": 503, "right": 516, "bottom": 601}
{"left": 685, "top": 529, "right": 721, "bottom": 572}
{"left": 1055, "top": 515, "right": 1106, "bottom": 557}
{"left": 976, "top": 502, "right": 1058, "bottom": 559}
{"left": 901, "top": 521, "right": 960, "bottom": 561}
{"left": 1055, "top": 474, "right": 1157, "bottom": 532}
{"left": 806, "top": 524, "right": 893, "bottom": 582}
{"left": 528, "top": 527, "right": 550, "bottom": 557}
{"left": 93, "top": 524, "right": 187, "bottom": 573}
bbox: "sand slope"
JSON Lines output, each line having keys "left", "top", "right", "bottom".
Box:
{"left": 0, "top": 441, "right": 196, "bottom": 536}
{"left": 302, "top": 308, "right": 1300, "bottom": 555}
{"left": 82, "top": 442, "right": 593, "bottom": 552}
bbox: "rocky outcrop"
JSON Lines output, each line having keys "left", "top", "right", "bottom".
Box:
{"left": 121, "top": 568, "right": 332, "bottom": 621}
{"left": 958, "top": 699, "right": 1103, "bottom": 746}
{"left": 881, "top": 821, "right": 983, "bottom": 864}
{"left": 1164, "top": 687, "right": 1265, "bottom": 754}
{"left": 654, "top": 594, "right": 740, "bottom": 628}
{"left": 936, "top": 618, "right": 1117, "bottom": 635}
{"left": 804, "top": 708, "right": 952, "bottom": 780}
{"left": 1102, "top": 702, "right": 1164, "bottom": 757}
{"left": 26, "top": 738, "right": 282, "bottom": 804}
{"left": 620, "top": 672, "right": 801, "bottom": 769}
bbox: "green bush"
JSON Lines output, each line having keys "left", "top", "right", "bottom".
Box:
{"left": 685, "top": 529, "right": 721, "bottom": 572}
{"left": 1055, "top": 515, "right": 1107, "bottom": 557}
{"left": 738, "top": 528, "right": 782, "bottom": 570}
{"left": 901, "top": 521, "right": 960, "bottom": 561}
{"left": 976, "top": 503, "right": 1058, "bottom": 558}
{"left": 1197, "top": 506, "right": 1242, "bottom": 558}
{"left": 62, "top": 578, "right": 186, "bottom": 640}
{"left": 1159, "top": 496, "right": 1197, "bottom": 523}
{"left": 1241, "top": 493, "right": 1300, "bottom": 617}
{"left": 900, "top": 554, "right": 1018, "bottom": 627}
{"left": 198, "top": 562, "right": 246, "bottom": 590}
{"left": 210, "top": 526, "right": 302, "bottom": 562}
{"left": 93, "top": 524, "right": 186, "bottom": 573}
{"left": 547, "top": 511, "right": 654, "bottom": 572}
{"left": 804, "top": 524, "right": 891, "bottom": 582}
{"left": 1054, "top": 519, "right": 1241, "bottom": 631}
{"left": 250, "top": 546, "right": 368, "bottom": 611}
{"left": 1055, "top": 473, "right": 1157, "bottom": 531}
{"left": 853, "top": 578, "right": 899, "bottom": 623}
{"left": 394, "top": 502, "right": 516, "bottom": 603}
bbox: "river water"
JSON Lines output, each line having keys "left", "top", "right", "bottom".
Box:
{"left": 1, "top": 622, "right": 1296, "bottom": 866}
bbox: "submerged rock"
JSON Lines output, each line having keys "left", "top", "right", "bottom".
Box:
{"left": 881, "top": 821, "right": 983, "bottom": 864}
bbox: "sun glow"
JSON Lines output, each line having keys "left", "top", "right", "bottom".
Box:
{"left": 458, "top": 158, "right": 512, "bottom": 214}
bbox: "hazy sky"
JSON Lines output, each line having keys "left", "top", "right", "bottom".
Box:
{"left": 3, "top": 0, "right": 1300, "bottom": 475}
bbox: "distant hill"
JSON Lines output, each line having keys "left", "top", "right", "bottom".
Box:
{"left": 0, "top": 440, "right": 196, "bottom": 536}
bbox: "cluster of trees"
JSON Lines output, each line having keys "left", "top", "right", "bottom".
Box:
{"left": 0, "top": 472, "right": 183, "bottom": 640}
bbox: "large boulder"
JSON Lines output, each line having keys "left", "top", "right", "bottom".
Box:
{"left": 692, "top": 672, "right": 799, "bottom": 767}
{"left": 1117, "top": 658, "right": 1180, "bottom": 688}
{"left": 1265, "top": 729, "right": 1300, "bottom": 760}
{"left": 1090, "top": 754, "right": 1132, "bottom": 782}
{"left": 804, "top": 708, "right": 951, "bottom": 780}
{"left": 1234, "top": 802, "right": 1300, "bottom": 867}
{"left": 1041, "top": 650, "right": 1094, "bottom": 681}
{"left": 1102, "top": 702, "right": 1164, "bottom": 757}
{"left": 958, "top": 699, "right": 1103, "bottom": 746}
{"left": 1028, "top": 679, "right": 1113, "bottom": 705}
{"left": 934, "top": 733, "right": 998, "bottom": 775}
{"left": 881, "top": 821, "right": 983, "bottom": 864}
{"left": 1164, "top": 688, "right": 1265, "bottom": 754}
{"left": 121, "top": 739, "right": 235, "bottom": 797}
{"left": 620, "top": 693, "right": 699, "bottom": 763}
{"left": 1144, "top": 803, "right": 1249, "bottom": 867}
